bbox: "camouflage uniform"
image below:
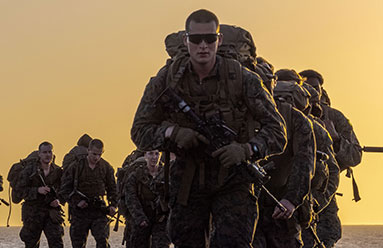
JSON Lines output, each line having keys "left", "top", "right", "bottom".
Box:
{"left": 131, "top": 56, "right": 287, "bottom": 247}
{"left": 59, "top": 158, "right": 117, "bottom": 248}
{"left": 301, "top": 115, "right": 340, "bottom": 248}
{"left": 16, "top": 159, "right": 64, "bottom": 248}
{"left": 315, "top": 105, "right": 362, "bottom": 247}
{"left": 125, "top": 159, "right": 169, "bottom": 248}
{"left": 253, "top": 101, "right": 315, "bottom": 248}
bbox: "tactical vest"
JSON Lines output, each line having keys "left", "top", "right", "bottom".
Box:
{"left": 75, "top": 158, "right": 109, "bottom": 198}
{"left": 164, "top": 55, "right": 259, "bottom": 144}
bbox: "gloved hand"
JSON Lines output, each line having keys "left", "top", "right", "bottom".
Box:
{"left": 212, "top": 142, "right": 251, "bottom": 168}
{"left": 49, "top": 207, "right": 65, "bottom": 224}
{"left": 170, "top": 126, "right": 209, "bottom": 150}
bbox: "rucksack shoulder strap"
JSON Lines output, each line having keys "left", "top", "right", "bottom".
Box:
{"left": 220, "top": 57, "right": 243, "bottom": 107}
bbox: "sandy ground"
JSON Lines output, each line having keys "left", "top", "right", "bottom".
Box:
{"left": 0, "top": 225, "right": 382, "bottom": 247}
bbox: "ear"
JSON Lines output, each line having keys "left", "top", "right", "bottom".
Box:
{"left": 183, "top": 34, "right": 188, "bottom": 47}
{"left": 217, "top": 33, "right": 223, "bottom": 46}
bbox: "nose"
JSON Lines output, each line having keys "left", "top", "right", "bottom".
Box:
{"left": 199, "top": 40, "right": 208, "bottom": 48}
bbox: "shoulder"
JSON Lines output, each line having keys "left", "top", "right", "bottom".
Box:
{"left": 292, "top": 107, "right": 313, "bottom": 135}
{"left": 99, "top": 158, "right": 114, "bottom": 172}
{"left": 51, "top": 163, "right": 63, "bottom": 172}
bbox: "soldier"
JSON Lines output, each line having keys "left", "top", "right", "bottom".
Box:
{"left": 300, "top": 83, "right": 340, "bottom": 248}
{"left": 115, "top": 149, "right": 146, "bottom": 247}
{"left": 131, "top": 9, "right": 287, "bottom": 247}
{"left": 59, "top": 138, "right": 117, "bottom": 248}
{"left": 16, "top": 141, "right": 64, "bottom": 248}
{"left": 125, "top": 150, "right": 170, "bottom": 248}
{"left": 252, "top": 65, "right": 315, "bottom": 248}
{"left": 300, "top": 69, "right": 362, "bottom": 247}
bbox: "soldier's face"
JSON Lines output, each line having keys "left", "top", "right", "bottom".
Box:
{"left": 184, "top": 21, "right": 222, "bottom": 67}
{"left": 38, "top": 145, "right": 53, "bottom": 165}
{"left": 87, "top": 146, "right": 103, "bottom": 165}
{"left": 144, "top": 150, "right": 160, "bottom": 168}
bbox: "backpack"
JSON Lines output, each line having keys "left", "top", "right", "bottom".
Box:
{"left": 273, "top": 80, "right": 310, "bottom": 112}
{"left": 116, "top": 156, "right": 147, "bottom": 217}
{"left": 7, "top": 151, "right": 39, "bottom": 204}
{"left": 62, "top": 134, "right": 92, "bottom": 171}
{"left": 165, "top": 24, "right": 256, "bottom": 68}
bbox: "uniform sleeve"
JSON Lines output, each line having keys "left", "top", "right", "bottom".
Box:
{"left": 58, "top": 165, "right": 75, "bottom": 204}
{"left": 15, "top": 164, "right": 39, "bottom": 201}
{"left": 131, "top": 67, "right": 173, "bottom": 151}
{"left": 125, "top": 172, "right": 148, "bottom": 225}
{"left": 52, "top": 166, "right": 64, "bottom": 204}
{"left": 284, "top": 110, "right": 315, "bottom": 207}
{"left": 243, "top": 69, "right": 287, "bottom": 159}
{"left": 330, "top": 108, "right": 362, "bottom": 170}
{"left": 105, "top": 164, "right": 117, "bottom": 207}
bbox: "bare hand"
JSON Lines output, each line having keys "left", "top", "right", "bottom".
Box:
{"left": 139, "top": 220, "right": 148, "bottom": 227}
{"left": 272, "top": 199, "right": 295, "bottom": 220}
{"left": 50, "top": 199, "right": 60, "bottom": 208}
{"left": 77, "top": 200, "right": 88, "bottom": 209}
{"left": 109, "top": 206, "right": 117, "bottom": 216}
{"left": 38, "top": 186, "right": 50, "bottom": 195}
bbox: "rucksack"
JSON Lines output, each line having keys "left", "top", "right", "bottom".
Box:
{"left": 274, "top": 80, "right": 310, "bottom": 112}
{"left": 7, "top": 151, "right": 39, "bottom": 204}
{"left": 62, "top": 133, "right": 92, "bottom": 171}
{"left": 116, "top": 156, "right": 147, "bottom": 217}
{"left": 165, "top": 24, "right": 256, "bottom": 68}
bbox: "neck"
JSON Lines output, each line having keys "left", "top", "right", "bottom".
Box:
{"left": 87, "top": 157, "right": 97, "bottom": 168}
{"left": 148, "top": 165, "right": 158, "bottom": 176}
{"left": 191, "top": 57, "right": 216, "bottom": 81}
{"left": 40, "top": 161, "right": 51, "bottom": 170}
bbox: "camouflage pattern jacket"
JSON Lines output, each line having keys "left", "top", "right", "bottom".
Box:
{"left": 321, "top": 104, "right": 362, "bottom": 170}
{"left": 125, "top": 164, "right": 167, "bottom": 226}
{"left": 16, "top": 160, "right": 63, "bottom": 207}
{"left": 59, "top": 158, "right": 117, "bottom": 208}
{"left": 261, "top": 102, "right": 315, "bottom": 209}
{"left": 131, "top": 56, "right": 287, "bottom": 170}
{"left": 308, "top": 115, "right": 340, "bottom": 213}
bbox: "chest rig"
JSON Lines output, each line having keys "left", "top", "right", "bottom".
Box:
{"left": 165, "top": 56, "right": 255, "bottom": 144}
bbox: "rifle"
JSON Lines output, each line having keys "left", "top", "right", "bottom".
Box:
{"left": 37, "top": 170, "right": 60, "bottom": 206}
{"left": 71, "top": 189, "right": 123, "bottom": 224}
{"left": 0, "top": 198, "right": 9, "bottom": 206}
{"left": 309, "top": 225, "right": 325, "bottom": 248}
{"left": 362, "top": 146, "right": 383, "bottom": 153}
{"left": 113, "top": 206, "right": 122, "bottom": 232}
{"left": 156, "top": 87, "right": 287, "bottom": 212}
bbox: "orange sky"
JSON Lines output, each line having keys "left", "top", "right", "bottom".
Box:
{"left": 1, "top": 0, "right": 382, "bottom": 226}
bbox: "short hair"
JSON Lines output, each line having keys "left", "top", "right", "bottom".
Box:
{"left": 185, "top": 9, "right": 220, "bottom": 33}
{"left": 88, "top": 139, "right": 104, "bottom": 150}
{"left": 275, "top": 69, "right": 302, "bottom": 84}
{"left": 38, "top": 141, "right": 53, "bottom": 151}
{"left": 299, "top": 69, "right": 324, "bottom": 85}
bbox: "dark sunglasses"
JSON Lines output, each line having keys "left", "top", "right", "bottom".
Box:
{"left": 186, "top": 33, "right": 219, "bottom": 44}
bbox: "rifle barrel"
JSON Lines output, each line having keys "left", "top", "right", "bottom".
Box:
{"left": 362, "top": 146, "right": 383, "bottom": 153}
{"left": 0, "top": 198, "right": 10, "bottom": 206}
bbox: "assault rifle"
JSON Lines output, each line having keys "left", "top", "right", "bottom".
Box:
{"left": 155, "top": 87, "right": 287, "bottom": 212}
{"left": 38, "top": 171, "right": 59, "bottom": 206}
{"left": 72, "top": 189, "right": 123, "bottom": 224}
{"left": 362, "top": 146, "right": 383, "bottom": 153}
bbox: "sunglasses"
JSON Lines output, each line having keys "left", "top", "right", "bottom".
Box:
{"left": 186, "top": 33, "right": 220, "bottom": 44}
